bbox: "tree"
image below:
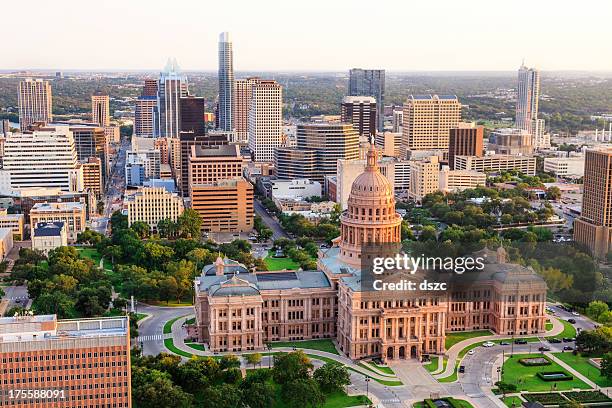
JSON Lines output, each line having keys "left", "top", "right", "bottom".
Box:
{"left": 203, "top": 384, "right": 242, "bottom": 408}
{"left": 244, "top": 353, "right": 262, "bottom": 369}
{"left": 241, "top": 381, "right": 275, "bottom": 408}
{"left": 601, "top": 352, "right": 612, "bottom": 380}
{"left": 157, "top": 218, "right": 179, "bottom": 239}
{"left": 418, "top": 225, "right": 437, "bottom": 242}
{"left": 131, "top": 366, "right": 193, "bottom": 408}
{"left": 272, "top": 351, "right": 313, "bottom": 385}
{"left": 576, "top": 327, "right": 612, "bottom": 354}
{"left": 219, "top": 354, "right": 241, "bottom": 370}
{"left": 131, "top": 221, "right": 151, "bottom": 239}
{"left": 281, "top": 378, "right": 325, "bottom": 408}
{"left": 540, "top": 267, "right": 573, "bottom": 293}
{"left": 110, "top": 211, "right": 129, "bottom": 232}
{"left": 546, "top": 186, "right": 562, "bottom": 201}
{"left": 177, "top": 209, "right": 202, "bottom": 239}
{"left": 313, "top": 363, "right": 350, "bottom": 393}
{"left": 103, "top": 245, "right": 123, "bottom": 265}
{"left": 33, "top": 291, "right": 75, "bottom": 318}
{"left": 586, "top": 301, "right": 609, "bottom": 322}
{"left": 494, "top": 381, "right": 517, "bottom": 397}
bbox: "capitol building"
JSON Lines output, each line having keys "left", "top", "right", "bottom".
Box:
{"left": 194, "top": 146, "right": 547, "bottom": 361}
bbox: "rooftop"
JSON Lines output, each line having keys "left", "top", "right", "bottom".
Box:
{"left": 31, "top": 202, "right": 84, "bottom": 212}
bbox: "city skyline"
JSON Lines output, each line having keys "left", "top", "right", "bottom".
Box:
{"left": 4, "top": 0, "right": 612, "bottom": 72}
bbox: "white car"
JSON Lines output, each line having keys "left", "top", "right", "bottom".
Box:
{"left": 467, "top": 349, "right": 475, "bottom": 355}
{"left": 571, "top": 311, "right": 580, "bottom": 316}
{"left": 482, "top": 341, "right": 495, "bottom": 348}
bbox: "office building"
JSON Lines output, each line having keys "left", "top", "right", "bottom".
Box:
{"left": 543, "top": 156, "right": 585, "bottom": 178}
{"left": 143, "top": 79, "right": 158, "bottom": 97}
{"left": 392, "top": 109, "right": 403, "bottom": 133}
{"left": 233, "top": 77, "right": 258, "bottom": 143}
{"left": 180, "top": 96, "right": 206, "bottom": 135}
{"left": 32, "top": 221, "right": 68, "bottom": 253}
{"left": 0, "top": 209, "right": 24, "bottom": 240}
{"left": 105, "top": 124, "right": 120, "bottom": 144}
{"left": 70, "top": 124, "right": 109, "bottom": 180}
{"left": 248, "top": 80, "right": 282, "bottom": 162}
{"left": 274, "top": 148, "right": 316, "bottom": 180}
{"left": 348, "top": 69, "right": 385, "bottom": 132}
{"left": 408, "top": 156, "right": 440, "bottom": 202}
{"left": 81, "top": 157, "right": 104, "bottom": 197}
{"left": 125, "top": 149, "right": 161, "bottom": 186}
{"left": 532, "top": 118, "right": 550, "bottom": 149}
{"left": 270, "top": 179, "right": 322, "bottom": 200}
{"left": 18, "top": 78, "right": 53, "bottom": 131}
{"left": 488, "top": 128, "right": 533, "bottom": 156}
{"left": 178, "top": 132, "right": 229, "bottom": 195}
{"left": 125, "top": 187, "right": 184, "bottom": 232}
{"left": 135, "top": 96, "right": 157, "bottom": 137}
{"left": 30, "top": 201, "right": 86, "bottom": 243}
{"left": 401, "top": 95, "right": 461, "bottom": 157}
{"left": 218, "top": 32, "right": 234, "bottom": 132}
{"left": 0, "top": 228, "right": 13, "bottom": 260}
{"left": 439, "top": 166, "right": 486, "bottom": 193}
{"left": 91, "top": 92, "right": 110, "bottom": 127}
{"left": 190, "top": 179, "right": 254, "bottom": 232}
{"left": 516, "top": 63, "right": 540, "bottom": 134}
{"left": 448, "top": 123, "right": 484, "bottom": 169}
{"left": 2, "top": 125, "right": 81, "bottom": 192}
{"left": 574, "top": 149, "right": 612, "bottom": 258}
{"left": 375, "top": 131, "right": 402, "bottom": 158}
{"left": 0, "top": 314, "right": 131, "bottom": 407}
{"left": 188, "top": 144, "right": 244, "bottom": 186}
{"left": 454, "top": 154, "right": 537, "bottom": 175}
{"left": 156, "top": 58, "right": 188, "bottom": 138}
{"left": 341, "top": 96, "right": 376, "bottom": 138}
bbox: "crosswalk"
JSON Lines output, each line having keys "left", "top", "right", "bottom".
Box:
{"left": 137, "top": 334, "right": 164, "bottom": 342}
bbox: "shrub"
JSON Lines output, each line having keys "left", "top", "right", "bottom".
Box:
{"left": 536, "top": 371, "right": 573, "bottom": 381}
{"left": 562, "top": 391, "right": 612, "bottom": 403}
{"left": 519, "top": 357, "right": 552, "bottom": 366}
{"left": 523, "top": 393, "right": 567, "bottom": 405}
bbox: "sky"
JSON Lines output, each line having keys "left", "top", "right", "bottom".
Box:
{"left": 3, "top": 0, "right": 612, "bottom": 72}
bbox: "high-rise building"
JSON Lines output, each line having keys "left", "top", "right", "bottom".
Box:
{"left": 392, "top": 109, "right": 403, "bottom": 133}
{"left": 341, "top": 96, "right": 377, "bottom": 138}
{"left": 0, "top": 314, "right": 131, "bottom": 408}
{"left": 233, "top": 77, "right": 258, "bottom": 143}
{"left": 408, "top": 156, "right": 440, "bottom": 202}
{"left": 70, "top": 124, "right": 109, "bottom": 180}
{"left": 574, "top": 148, "right": 612, "bottom": 258}
{"left": 18, "top": 78, "right": 53, "bottom": 131}
{"left": 248, "top": 80, "right": 282, "bottom": 162}
{"left": 516, "top": 63, "right": 540, "bottom": 134}
{"left": 401, "top": 95, "right": 461, "bottom": 157}
{"left": 454, "top": 154, "right": 536, "bottom": 175}
{"left": 188, "top": 145, "right": 245, "bottom": 185}
{"left": 448, "top": 122, "right": 484, "bottom": 169}
{"left": 488, "top": 128, "right": 533, "bottom": 156}
{"left": 190, "top": 179, "right": 253, "bottom": 233}
{"left": 179, "top": 96, "right": 206, "bottom": 135}
{"left": 156, "top": 58, "right": 188, "bottom": 138}
{"left": 135, "top": 96, "right": 157, "bottom": 137}
{"left": 218, "top": 32, "right": 234, "bottom": 132}
{"left": 125, "top": 149, "right": 161, "bottom": 186}
{"left": 348, "top": 69, "right": 385, "bottom": 132}
{"left": 91, "top": 92, "right": 110, "bottom": 127}
{"left": 81, "top": 157, "right": 103, "bottom": 197}
{"left": 532, "top": 118, "right": 550, "bottom": 149}
{"left": 143, "top": 79, "right": 158, "bottom": 97}
{"left": 374, "top": 131, "right": 402, "bottom": 158}
{"left": 2, "top": 125, "right": 81, "bottom": 192}
{"left": 178, "top": 132, "right": 228, "bottom": 196}
{"left": 125, "top": 187, "right": 184, "bottom": 232}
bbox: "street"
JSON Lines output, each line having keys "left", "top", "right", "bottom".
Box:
{"left": 254, "top": 199, "right": 288, "bottom": 240}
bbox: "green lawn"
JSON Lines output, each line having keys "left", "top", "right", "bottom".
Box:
{"left": 163, "top": 315, "right": 188, "bottom": 334}
{"left": 270, "top": 339, "right": 339, "bottom": 355}
{"left": 445, "top": 330, "right": 493, "bottom": 349}
{"left": 185, "top": 342, "right": 206, "bottom": 352}
{"left": 545, "top": 322, "right": 553, "bottom": 331}
{"left": 424, "top": 356, "right": 440, "bottom": 373}
{"left": 164, "top": 338, "right": 194, "bottom": 358}
{"left": 77, "top": 247, "right": 109, "bottom": 269}
{"left": 185, "top": 317, "right": 195, "bottom": 325}
{"left": 371, "top": 362, "right": 395, "bottom": 375}
{"left": 546, "top": 319, "right": 576, "bottom": 341}
{"left": 553, "top": 352, "right": 612, "bottom": 387}
{"left": 415, "top": 398, "right": 474, "bottom": 408}
{"left": 264, "top": 250, "right": 301, "bottom": 271}
{"left": 501, "top": 353, "right": 591, "bottom": 392}
{"left": 270, "top": 380, "right": 371, "bottom": 408}
{"left": 502, "top": 396, "right": 523, "bottom": 407}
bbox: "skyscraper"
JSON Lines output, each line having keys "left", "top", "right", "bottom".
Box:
{"left": 91, "top": 92, "right": 110, "bottom": 127}
{"left": 218, "top": 32, "right": 234, "bottom": 132}
{"left": 179, "top": 96, "right": 206, "bottom": 135}
{"left": 574, "top": 148, "right": 612, "bottom": 258}
{"left": 348, "top": 69, "right": 385, "bottom": 132}
{"left": 248, "top": 79, "right": 282, "bottom": 162}
{"left": 233, "top": 77, "right": 258, "bottom": 143}
{"left": 156, "top": 58, "right": 188, "bottom": 138}
{"left": 341, "top": 96, "right": 377, "bottom": 139}
{"left": 135, "top": 96, "right": 157, "bottom": 137}
{"left": 143, "top": 79, "right": 158, "bottom": 97}
{"left": 448, "top": 123, "right": 484, "bottom": 169}
{"left": 515, "top": 63, "right": 540, "bottom": 134}
{"left": 18, "top": 78, "right": 53, "bottom": 131}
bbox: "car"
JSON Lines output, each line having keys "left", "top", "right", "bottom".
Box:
{"left": 571, "top": 311, "right": 580, "bottom": 316}
{"left": 567, "top": 318, "right": 576, "bottom": 324}
{"left": 514, "top": 339, "right": 528, "bottom": 345}
{"left": 549, "top": 338, "right": 562, "bottom": 343}
{"left": 482, "top": 341, "right": 495, "bottom": 348}
{"left": 499, "top": 341, "right": 510, "bottom": 346}
{"left": 15, "top": 299, "right": 21, "bottom": 304}
{"left": 562, "top": 337, "right": 575, "bottom": 343}
{"left": 563, "top": 346, "right": 573, "bottom": 351}
{"left": 458, "top": 365, "right": 465, "bottom": 373}
{"left": 538, "top": 346, "right": 551, "bottom": 351}
{"left": 467, "top": 349, "right": 475, "bottom": 355}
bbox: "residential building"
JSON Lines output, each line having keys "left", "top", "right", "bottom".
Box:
{"left": 448, "top": 122, "right": 484, "bottom": 169}
{"left": 91, "top": 92, "right": 110, "bottom": 127}
{"left": 270, "top": 179, "right": 322, "bottom": 200}
{"left": 408, "top": 156, "right": 440, "bottom": 202}
{"left": 341, "top": 96, "right": 376, "bottom": 138}
{"left": 439, "top": 166, "right": 486, "bottom": 193}
{"left": 156, "top": 59, "right": 188, "bottom": 138}
{"left": 532, "top": 118, "right": 550, "bottom": 149}
{"left": 516, "top": 63, "right": 540, "bottom": 134}
{"left": 0, "top": 314, "right": 131, "bottom": 407}
{"left": 543, "top": 156, "right": 585, "bottom": 178}
{"left": 0, "top": 228, "right": 13, "bottom": 260}
{"left": 30, "top": 201, "right": 86, "bottom": 242}
{"left": 218, "top": 32, "right": 234, "bottom": 132}
{"left": 233, "top": 77, "right": 258, "bottom": 143}
{"left": 0, "top": 209, "right": 24, "bottom": 240}
{"left": 454, "top": 154, "right": 536, "bottom": 175}
{"left": 190, "top": 178, "right": 254, "bottom": 232}
{"left": 2, "top": 125, "right": 81, "bottom": 192}
{"left": 178, "top": 132, "right": 229, "bottom": 196}
{"left": 135, "top": 96, "right": 157, "bottom": 137}
{"left": 248, "top": 80, "right": 282, "bottom": 162}
{"left": 375, "top": 131, "right": 402, "bottom": 157}
{"left": 31, "top": 221, "right": 68, "bottom": 253}
{"left": 180, "top": 96, "right": 206, "bottom": 135}
{"left": 401, "top": 95, "right": 461, "bottom": 156}
{"left": 574, "top": 148, "right": 612, "bottom": 258}
{"left": 125, "top": 187, "right": 184, "bottom": 231}
{"left": 488, "top": 128, "right": 533, "bottom": 156}
{"left": 81, "top": 157, "right": 104, "bottom": 197}
{"left": 18, "top": 78, "right": 53, "bottom": 131}
{"left": 348, "top": 69, "right": 385, "bottom": 132}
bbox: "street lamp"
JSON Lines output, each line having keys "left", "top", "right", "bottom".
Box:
{"left": 365, "top": 376, "right": 371, "bottom": 399}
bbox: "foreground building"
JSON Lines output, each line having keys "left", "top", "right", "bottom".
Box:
{"left": 125, "top": 187, "right": 184, "bottom": 232}
{"left": 29, "top": 201, "right": 86, "bottom": 243}
{"left": 0, "top": 314, "right": 131, "bottom": 408}
{"left": 190, "top": 179, "right": 254, "bottom": 232}
{"left": 194, "top": 145, "right": 547, "bottom": 360}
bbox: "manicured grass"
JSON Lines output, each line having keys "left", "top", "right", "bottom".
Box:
{"left": 357, "top": 362, "right": 396, "bottom": 378}
{"left": 185, "top": 317, "right": 195, "bottom": 325}
{"left": 424, "top": 356, "right": 440, "bottom": 373}
{"left": 438, "top": 366, "right": 458, "bottom": 383}
{"left": 149, "top": 300, "right": 194, "bottom": 307}
{"left": 270, "top": 339, "right": 339, "bottom": 355}
{"left": 545, "top": 322, "right": 553, "bottom": 331}
{"left": 164, "top": 338, "right": 194, "bottom": 358}
{"left": 546, "top": 319, "right": 576, "bottom": 341}
{"left": 77, "top": 247, "right": 109, "bottom": 269}
{"left": 163, "top": 315, "right": 188, "bottom": 334}
{"left": 264, "top": 250, "right": 301, "bottom": 271}
{"left": 553, "top": 352, "right": 612, "bottom": 387}
{"left": 446, "top": 398, "right": 474, "bottom": 408}
{"left": 501, "top": 353, "right": 591, "bottom": 392}
{"left": 371, "top": 362, "right": 395, "bottom": 375}
{"left": 303, "top": 354, "right": 403, "bottom": 386}
{"left": 185, "top": 342, "right": 206, "bottom": 352}
{"left": 270, "top": 380, "right": 371, "bottom": 408}
{"left": 502, "top": 396, "right": 523, "bottom": 407}
{"left": 445, "top": 330, "right": 493, "bottom": 349}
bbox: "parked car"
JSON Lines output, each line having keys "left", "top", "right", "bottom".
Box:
{"left": 562, "top": 337, "right": 575, "bottom": 343}
{"left": 499, "top": 341, "right": 510, "bottom": 346}
{"left": 563, "top": 346, "right": 573, "bottom": 351}
{"left": 549, "top": 338, "right": 562, "bottom": 344}
{"left": 538, "top": 346, "right": 551, "bottom": 351}
{"left": 482, "top": 341, "right": 495, "bottom": 348}
{"left": 571, "top": 311, "right": 580, "bottom": 316}
{"left": 459, "top": 365, "right": 465, "bottom": 373}
{"left": 514, "top": 339, "right": 528, "bottom": 345}
{"left": 467, "top": 349, "right": 475, "bottom": 355}
{"left": 567, "top": 319, "right": 576, "bottom": 324}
